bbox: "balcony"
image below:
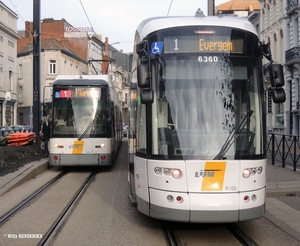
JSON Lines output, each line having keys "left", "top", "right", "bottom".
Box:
{"left": 286, "top": 0, "right": 299, "bottom": 14}
{"left": 285, "top": 46, "right": 300, "bottom": 65}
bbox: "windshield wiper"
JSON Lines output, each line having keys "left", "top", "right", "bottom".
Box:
{"left": 213, "top": 110, "right": 253, "bottom": 160}
{"left": 78, "top": 116, "right": 98, "bottom": 140}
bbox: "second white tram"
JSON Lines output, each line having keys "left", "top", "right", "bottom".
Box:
{"left": 48, "top": 75, "right": 122, "bottom": 166}
{"left": 128, "top": 16, "right": 285, "bottom": 223}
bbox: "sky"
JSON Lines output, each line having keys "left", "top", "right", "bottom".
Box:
{"left": 2, "top": 0, "right": 228, "bottom": 53}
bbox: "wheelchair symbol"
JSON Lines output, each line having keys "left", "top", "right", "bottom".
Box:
{"left": 151, "top": 42, "right": 163, "bottom": 55}
{"left": 55, "top": 92, "right": 61, "bottom": 98}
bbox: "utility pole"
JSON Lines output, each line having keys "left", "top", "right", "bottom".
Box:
{"left": 33, "top": 0, "right": 41, "bottom": 146}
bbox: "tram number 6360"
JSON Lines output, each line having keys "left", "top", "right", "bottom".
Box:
{"left": 198, "top": 56, "right": 219, "bottom": 62}
{"left": 225, "top": 186, "right": 238, "bottom": 191}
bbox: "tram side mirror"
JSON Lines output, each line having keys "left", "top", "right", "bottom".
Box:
{"left": 136, "top": 40, "right": 148, "bottom": 58}
{"left": 137, "top": 64, "right": 151, "bottom": 88}
{"left": 269, "top": 64, "right": 284, "bottom": 87}
{"left": 269, "top": 64, "right": 286, "bottom": 103}
{"left": 42, "top": 104, "right": 48, "bottom": 116}
{"left": 141, "top": 88, "right": 153, "bottom": 104}
{"left": 262, "top": 43, "right": 272, "bottom": 61}
{"left": 271, "top": 88, "right": 286, "bottom": 103}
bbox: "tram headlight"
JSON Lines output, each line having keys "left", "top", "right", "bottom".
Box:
{"left": 163, "top": 168, "right": 171, "bottom": 176}
{"left": 251, "top": 168, "right": 257, "bottom": 175}
{"left": 172, "top": 169, "right": 182, "bottom": 179}
{"left": 154, "top": 167, "right": 162, "bottom": 175}
{"left": 242, "top": 168, "right": 251, "bottom": 178}
{"left": 257, "top": 166, "right": 263, "bottom": 174}
{"left": 243, "top": 166, "right": 263, "bottom": 178}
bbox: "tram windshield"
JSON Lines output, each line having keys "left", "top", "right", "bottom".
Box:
{"left": 52, "top": 86, "right": 108, "bottom": 138}
{"left": 135, "top": 27, "right": 266, "bottom": 160}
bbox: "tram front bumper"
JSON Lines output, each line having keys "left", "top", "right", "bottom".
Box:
{"left": 143, "top": 187, "right": 266, "bottom": 223}
{"left": 48, "top": 153, "right": 112, "bottom": 166}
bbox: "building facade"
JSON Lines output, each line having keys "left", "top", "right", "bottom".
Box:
{"left": 217, "top": 0, "right": 290, "bottom": 135}
{"left": 0, "top": 2, "right": 20, "bottom": 126}
{"left": 17, "top": 18, "right": 130, "bottom": 125}
{"left": 17, "top": 38, "right": 88, "bottom": 125}
{"left": 284, "top": 0, "right": 300, "bottom": 136}
{"left": 259, "top": 0, "right": 286, "bottom": 134}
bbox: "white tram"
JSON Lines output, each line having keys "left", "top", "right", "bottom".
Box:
{"left": 128, "top": 15, "right": 285, "bottom": 222}
{"left": 48, "top": 75, "right": 122, "bottom": 166}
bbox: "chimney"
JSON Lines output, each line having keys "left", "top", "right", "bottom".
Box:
{"left": 207, "top": 0, "right": 215, "bottom": 16}
{"left": 105, "top": 37, "right": 109, "bottom": 52}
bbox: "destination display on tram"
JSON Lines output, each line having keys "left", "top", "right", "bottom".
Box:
{"left": 54, "top": 88, "right": 100, "bottom": 99}
{"left": 163, "top": 36, "right": 244, "bottom": 54}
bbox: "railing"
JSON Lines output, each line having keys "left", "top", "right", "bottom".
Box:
{"left": 267, "top": 134, "right": 300, "bottom": 171}
{"left": 285, "top": 46, "right": 300, "bottom": 64}
{"left": 286, "top": 0, "right": 299, "bottom": 13}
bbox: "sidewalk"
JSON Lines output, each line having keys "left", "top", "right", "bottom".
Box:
{"left": 265, "top": 161, "right": 300, "bottom": 242}
{"left": 0, "top": 159, "right": 299, "bottom": 242}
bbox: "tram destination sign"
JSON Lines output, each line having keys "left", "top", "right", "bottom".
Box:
{"left": 163, "top": 36, "right": 244, "bottom": 54}
{"left": 54, "top": 88, "right": 100, "bottom": 99}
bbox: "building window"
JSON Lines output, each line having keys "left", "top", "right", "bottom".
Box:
{"left": 8, "top": 40, "right": 14, "bottom": 60}
{"left": 50, "top": 60, "right": 56, "bottom": 74}
{"left": 18, "top": 64, "right": 23, "bottom": 79}
{"left": 0, "top": 67, "right": 3, "bottom": 88}
{"left": 18, "top": 85, "right": 23, "bottom": 103}
{"left": 0, "top": 101, "right": 2, "bottom": 126}
{"left": 125, "top": 93, "right": 128, "bottom": 104}
{"left": 0, "top": 35, "right": 3, "bottom": 55}
{"left": 275, "top": 103, "right": 284, "bottom": 127}
{"left": 19, "top": 112, "right": 23, "bottom": 125}
{"left": 9, "top": 70, "right": 13, "bottom": 91}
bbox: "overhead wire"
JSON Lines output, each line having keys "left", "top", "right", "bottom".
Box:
{"left": 167, "top": 0, "right": 173, "bottom": 16}
{"left": 79, "top": 0, "right": 95, "bottom": 34}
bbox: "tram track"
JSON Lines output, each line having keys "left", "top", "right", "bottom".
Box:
{"left": 0, "top": 169, "right": 98, "bottom": 245}
{"left": 226, "top": 224, "right": 259, "bottom": 246}
{"left": 162, "top": 221, "right": 181, "bottom": 246}
{"left": 0, "top": 171, "right": 68, "bottom": 226}
{"left": 162, "top": 221, "right": 260, "bottom": 245}
{"left": 37, "top": 171, "right": 96, "bottom": 245}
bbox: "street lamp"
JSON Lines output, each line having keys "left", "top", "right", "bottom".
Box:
{"left": 110, "top": 42, "right": 120, "bottom": 46}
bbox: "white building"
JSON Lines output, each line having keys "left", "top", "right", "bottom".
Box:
{"left": 259, "top": 0, "right": 286, "bottom": 135}
{"left": 284, "top": 0, "right": 300, "bottom": 136}
{"left": 17, "top": 38, "right": 88, "bottom": 126}
{"left": 0, "top": 2, "right": 20, "bottom": 126}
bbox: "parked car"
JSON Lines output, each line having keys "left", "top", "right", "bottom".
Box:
{"left": 0, "top": 126, "right": 13, "bottom": 145}
{"left": 11, "top": 125, "right": 33, "bottom": 133}
{"left": 122, "top": 122, "right": 128, "bottom": 137}
{"left": 12, "top": 125, "right": 25, "bottom": 132}
{"left": 0, "top": 126, "right": 13, "bottom": 137}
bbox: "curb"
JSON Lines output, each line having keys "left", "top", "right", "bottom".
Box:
{"left": 0, "top": 159, "right": 48, "bottom": 196}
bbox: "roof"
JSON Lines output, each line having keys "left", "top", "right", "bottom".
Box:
{"left": 17, "top": 38, "right": 87, "bottom": 64}
{"left": 216, "top": 0, "right": 260, "bottom": 12}
{"left": 136, "top": 16, "right": 258, "bottom": 40}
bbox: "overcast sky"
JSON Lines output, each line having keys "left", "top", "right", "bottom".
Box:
{"left": 2, "top": 0, "right": 228, "bottom": 53}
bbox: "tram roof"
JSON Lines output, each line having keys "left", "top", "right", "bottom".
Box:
{"left": 136, "top": 16, "right": 258, "bottom": 40}
{"left": 54, "top": 75, "right": 111, "bottom": 86}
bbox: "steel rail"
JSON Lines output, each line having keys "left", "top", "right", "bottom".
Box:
{"left": 227, "top": 224, "right": 259, "bottom": 246}
{"left": 37, "top": 171, "right": 97, "bottom": 246}
{"left": 0, "top": 171, "right": 67, "bottom": 226}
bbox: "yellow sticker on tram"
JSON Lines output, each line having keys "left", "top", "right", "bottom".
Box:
{"left": 72, "top": 140, "right": 84, "bottom": 154}
{"left": 201, "top": 161, "right": 226, "bottom": 191}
